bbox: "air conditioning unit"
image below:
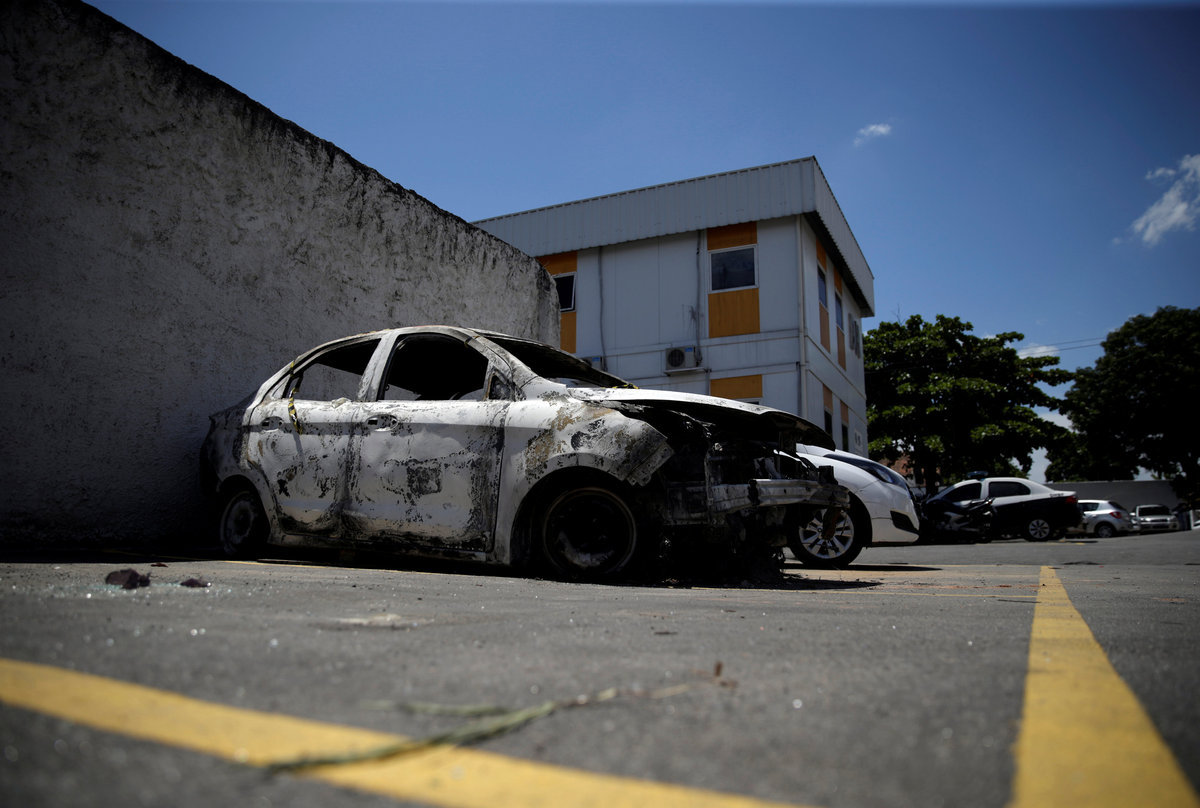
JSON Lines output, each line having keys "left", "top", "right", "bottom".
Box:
{"left": 663, "top": 345, "right": 701, "bottom": 373}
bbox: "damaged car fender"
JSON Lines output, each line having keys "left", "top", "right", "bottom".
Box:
{"left": 489, "top": 394, "right": 675, "bottom": 567}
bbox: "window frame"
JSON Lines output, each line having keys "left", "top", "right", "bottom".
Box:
{"left": 269, "top": 337, "right": 383, "bottom": 403}
{"left": 709, "top": 245, "right": 758, "bottom": 293}
{"left": 554, "top": 273, "right": 576, "bottom": 313}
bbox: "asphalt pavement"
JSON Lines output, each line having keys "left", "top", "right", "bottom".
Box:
{"left": 1, "top": 531, "right": 1197, "bottom": 808}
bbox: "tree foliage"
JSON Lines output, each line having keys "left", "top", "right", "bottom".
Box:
{"left": 1046, "top": 306, "right": 1200, "bottom": 505}
{"left": 864, "top": 315, "right": 1072, "bottom": 496}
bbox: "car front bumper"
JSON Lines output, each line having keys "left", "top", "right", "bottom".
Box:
{"left": 709, "top": 479, "right": 851, "bottom": 514}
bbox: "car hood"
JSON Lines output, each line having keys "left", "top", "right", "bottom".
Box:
{"left": 568, "top": 387, "right": 835, "bottom": 449}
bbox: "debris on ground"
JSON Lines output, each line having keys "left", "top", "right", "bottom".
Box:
{"left": 179, "top": 577, "right": 211, "bottom": 588}
{"left": 104, "top": 569, "right": 150, "bottom": 589}
{"left": 267, "top": 665, "right": 734, "bottom": 773}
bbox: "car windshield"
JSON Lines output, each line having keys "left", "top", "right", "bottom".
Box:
{"left": 827, "top": 452, "right": 908, "bottom": 488}
{"left": 938, "top": 481, "right": 982, "bottom": 502}
{"left": 488, "top": 335, "right": 632, "bottom": 389}
{"left": 1139, "top": 505, "right": 1170, "bottom": 516}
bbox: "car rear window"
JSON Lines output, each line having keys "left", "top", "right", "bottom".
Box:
{"left": 942, "top": 482, "right": 982, "bottom": 502}
{"left": 988, "top": 481, "right": 1031, "bottom": 497}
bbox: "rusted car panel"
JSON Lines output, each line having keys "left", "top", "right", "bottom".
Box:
{"left": 201, "top": 326, "right": 848, "bottom": 579}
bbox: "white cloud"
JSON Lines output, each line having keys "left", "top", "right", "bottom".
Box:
{"left": 1131, "top": 153, "right": 1200, "bottom": 246}
{"left": 854, "top": 123, "right": 892, "bottom": 147}
{"left": 1018, "top": 343, "right": 1059, "bottom": 359}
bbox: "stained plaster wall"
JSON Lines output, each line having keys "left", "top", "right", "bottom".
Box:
{"left": 0, "top": 0, "right": 558, "bottom": 545}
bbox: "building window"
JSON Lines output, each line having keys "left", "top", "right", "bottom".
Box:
{"left": 555, "top": 274, "right": 575, "bottom": 312}
{"left": 849, "top": 318, "right": 861, "bottom": 356}
{"left": 818, "top": 268, "right": 830, "bottom": 351}
{"left": 710, "top": 246, "right": 756, "bottom": 291}
{"left": 835, "top": 292, "right": 844, "bottom": 331}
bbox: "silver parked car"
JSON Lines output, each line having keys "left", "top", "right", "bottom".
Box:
{"left": 1076, "top": 500, "right": 1136, "bottom": 537}
{"left": 202, "top": 326, "right": 849, "bottom": 580}
{"left": 1133, "top": 504, "right": 1180, "bottom": 533}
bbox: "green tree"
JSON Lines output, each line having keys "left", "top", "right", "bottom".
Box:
{"left": 865, "top": 315, "right": 1072, "bottom": 496}
{"left": 1046, "top": 306, "right": 1200, "bottom": 505}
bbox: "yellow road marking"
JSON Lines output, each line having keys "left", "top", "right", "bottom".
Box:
{"left": 0, "top": 657, "right": 805, "bottom": 808}
{"left": 1007, "top": 567, "right": 1199, "bottom": 807}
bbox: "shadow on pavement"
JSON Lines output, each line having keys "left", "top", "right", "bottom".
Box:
{"left": 1, "top": 543, "right": 887, "bottom": 592}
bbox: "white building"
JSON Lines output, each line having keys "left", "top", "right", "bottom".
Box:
{"left": 476, "top": 157, "right": 875, "bottom": 453}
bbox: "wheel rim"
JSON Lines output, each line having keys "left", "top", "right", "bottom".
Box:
{"left": 1095, "top": 523, "right": 1114, "bottom": 538}
{"left": 541, "top": 486, "right": 637, "bottom": 577}
{"left": 220, "top": 492, "right": 263, "bottom": 555}
{"left": 798, "top": 508, "right": 855, "bottom": 560}
{"left": 1027, "top": 518, "right": 1051, "bottom": 540}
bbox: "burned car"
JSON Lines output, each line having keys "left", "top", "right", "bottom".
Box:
{"left": 201, "top": 326, "right": 849, "bottom": 580}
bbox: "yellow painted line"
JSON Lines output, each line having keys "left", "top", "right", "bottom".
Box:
{"left": 1008, "top": 567, "right": 1200, "bottom": 808}
{"left": 0, "top": 657, "right": 805, "bottom": 808}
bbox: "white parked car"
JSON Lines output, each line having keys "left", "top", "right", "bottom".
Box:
{"left": 1133, "top": 504, "right": 1180, "bottom": 533}
{"left": 792, "top": 446, "right": 920, "bottom": 567}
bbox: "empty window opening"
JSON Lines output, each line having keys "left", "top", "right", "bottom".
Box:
{"left": 381, "top": 335, "right": 489, "bottom": 401}
{"left": 555, "top": 274, "right": 576, "bottom": 312}
{"left": 278, "top": 339, "right": 381, "bottom": 402}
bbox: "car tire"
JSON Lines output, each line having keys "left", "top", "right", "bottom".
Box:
{"left": 539, "top": 483, "right": 639, "bottom": 581}
{"left": 218, "top": 487, "right": 268, "bottom": 559}
{"left": 1094, "top": 522, "right": 1116, "bottom": 538}
{"left": 789, "top": 499, "right": 869, "bottom": 568}
{"left": 1023, "top": 516, "right": 1054, "bottom": 542}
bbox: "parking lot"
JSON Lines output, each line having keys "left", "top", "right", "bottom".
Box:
{"left": 2, "top": 531, "right": 1198, "bottom": 808}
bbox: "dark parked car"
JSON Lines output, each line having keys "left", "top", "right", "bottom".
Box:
{"left": 922, "top": 477, "right": 1079, "bottom": 542}
{"left": 202, "top": 326, "right": 849, "bottom": 580}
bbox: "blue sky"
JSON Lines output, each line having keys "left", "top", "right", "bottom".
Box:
{"left": 92, "top": 1, "right": 1198, "bottom": 380}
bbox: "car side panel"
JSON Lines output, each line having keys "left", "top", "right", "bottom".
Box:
{"left": 246, "top": 397, "right": 359, "bottom": 536}
{"left": 342, "top": 400, "right": 508, "bottom": 551}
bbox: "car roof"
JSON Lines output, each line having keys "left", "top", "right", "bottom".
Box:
{"left": 936, "top": 476, "right": 1059, "bottom": 496}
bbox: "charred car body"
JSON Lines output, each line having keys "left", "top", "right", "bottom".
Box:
{"left": 202, "top": 326, "right": 849, "bottom": 580}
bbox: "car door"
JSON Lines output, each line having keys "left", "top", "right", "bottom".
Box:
{"left": 246, "top": 336, "right": 384, "bottom": 536}
{"left": 984, "top": 479, "right": 1037, "bottom": 533}
{"left": 343, "top": 334, "right": 509, "bottom": 552}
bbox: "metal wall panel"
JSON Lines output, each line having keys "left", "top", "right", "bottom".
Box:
{"left": 475, "top": 157, "right": 875, "bottom": 314}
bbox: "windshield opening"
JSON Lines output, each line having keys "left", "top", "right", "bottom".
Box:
{"left": 488, "top": 336, "right": 632, "bottom": 389}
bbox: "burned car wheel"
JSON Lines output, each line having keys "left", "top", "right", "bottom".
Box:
{"left": 539, "top": 483, "right": 639, "bottom": 580}
{"left": 219, "top": 487, "right": 268, "bottom": 559}
{"left": 790, "top": 501, "right": 867, "bottom": 568}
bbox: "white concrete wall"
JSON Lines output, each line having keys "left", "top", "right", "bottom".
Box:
{"left": 0, "top": 0, "right": 557, "bottom": 545}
